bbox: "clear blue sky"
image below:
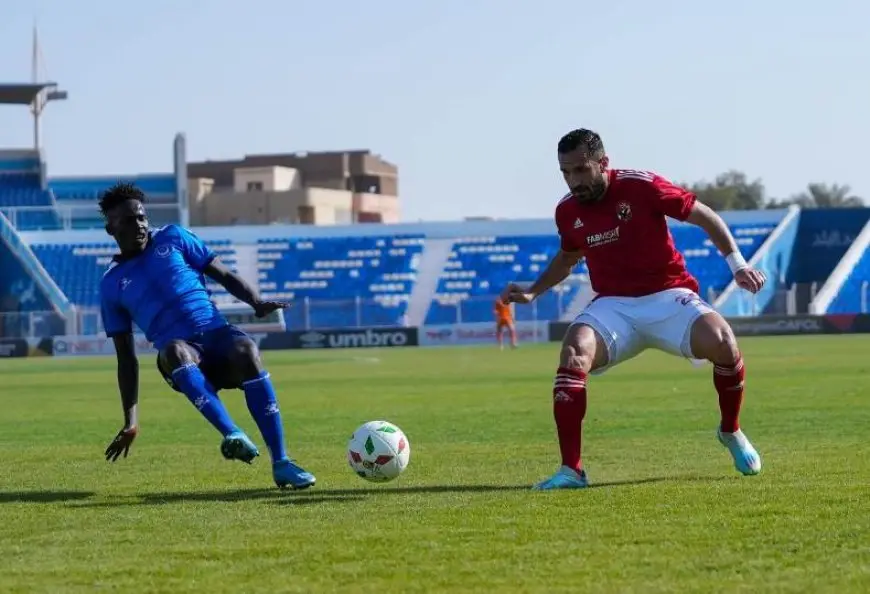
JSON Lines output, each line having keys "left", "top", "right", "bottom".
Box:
{"left": 1, "top": 0, "right": 867, "bottom": 221}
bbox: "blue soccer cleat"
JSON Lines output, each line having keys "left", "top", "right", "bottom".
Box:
{"left": 273, "top": 458, "right": 316, "bottom": 490}
{"left": 220, "top": 431, "right": 260, "bottom": 464}
{"left": 532, "top": 466, "right": 589, "bottom": 490}
{"left": 717, "top": 427, "right": 762, "bottom": 476}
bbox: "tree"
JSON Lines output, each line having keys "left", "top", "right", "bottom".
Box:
{"left": 683, "top": 170, "right": 766, "bottom": 211}
{"left": 768, "top": 183, "right": 864, "bottom": 209}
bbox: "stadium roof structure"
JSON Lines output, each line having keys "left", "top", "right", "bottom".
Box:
{"left": 0, "top": 83, "right": 60, "bottom": 105}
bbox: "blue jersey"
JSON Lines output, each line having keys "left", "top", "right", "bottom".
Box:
{"left": 100, "top": 225, "right": 228, "bottom": 349}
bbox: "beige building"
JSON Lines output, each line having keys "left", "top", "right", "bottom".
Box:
{"left": 187, "top": 150, "right": 399, "bottom": 226}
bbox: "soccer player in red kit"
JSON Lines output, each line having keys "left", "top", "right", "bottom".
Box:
{"left": 502, "top": 129, "right": 766, "bottom": 490}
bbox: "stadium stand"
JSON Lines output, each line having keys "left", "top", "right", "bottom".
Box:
{"left": 425, "top": 235, "right": 585, "bottom": 325}
{"left": 674, "top": 221, "right": 777, "bottom": 299}
{"left": 30, "top": 239, "right": 236, "bottom": 306}
{"left": 827, "top": 247, "right": 870, "bottom": 313}
{"left": 0, "top": 152, "right": 61, "bottom": 231}
{"left": 257, "top": 234, "right": 424, "bottom": 329}
{"left": 812, "top": 218, "right": 870, "bottom": 315}
{"left": 423, "top": 221, "right": 776, "bottom": 325}
{"left": 48, "top": 174, "right": 179, "bottom": 229}
{"left": 17, "top": 213, "right": 781, "bottom": 335}
{"left": 29, "top": 236, "right": 236, "bottom": 334}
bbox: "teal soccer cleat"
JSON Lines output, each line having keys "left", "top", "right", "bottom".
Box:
{"left": 273, "top": 458, "right": 317, "bottom": 490}
{"left": 532, "top": 466, "right": 589, "bottom": 490}
{"left": 220, "top": 431, "right": 260, "bottom": 464}
{"left": 717, "top": 427, "right": 762, "bottom": 476}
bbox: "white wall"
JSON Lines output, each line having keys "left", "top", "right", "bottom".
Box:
{"left": 233, "top": 166, "right": 301, "bottom": 193}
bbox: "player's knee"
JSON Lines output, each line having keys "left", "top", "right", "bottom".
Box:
{"left": 559, "top": 343, "right": 594, "bottom": 372}
{"left": 703, "top": 324, "right": 740, "bottom": 366}
{"left": 559, "top": 324, "right": 602, "bottom": 372}
{"left": 716, "top": 329, "right": 741, "bottom": 366}
{"left": 159, "top": 340, "right": 197, "bottom": 370}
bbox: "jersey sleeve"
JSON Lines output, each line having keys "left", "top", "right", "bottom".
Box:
{"left": 174, "top": 226, "right": 217, "bottom": 271}
{"left": 650, "top": 175, "right": 697, "bottom": 221}
{"left": 100, "top": 286, "right": 133, "bottom": 337}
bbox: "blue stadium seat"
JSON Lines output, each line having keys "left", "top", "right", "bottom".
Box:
{"left": 827, "top": 246, "right": 870, "bottom": 313}
{"left": 673, "top": 222, "right": 776, "bottom": 300}
{"left": 424, "top": 222, "right": 776, "bottom": 325}
{"left": 0, "top": 185, "right": 61, "bottom": 230}
{"left": 0, "top": 172, "right": 40, "bottom": 189}
{"left": 425, "top": 235, "right": 584, "bottom": 325}
{"left": 25, "top": 220, "right": 778, "bottom": 333}
{"left": 257, "top": 235, "right": 425, "bottom": 330}
{"left": 46, "top": 175, "right": 179, "bottom": 230}
{"left": 30, "top": 239, "right": 239, "bottom": 316}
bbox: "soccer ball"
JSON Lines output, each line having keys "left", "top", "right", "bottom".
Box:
{"left": 347, "top": 420, "right": 410, "bottom": 482}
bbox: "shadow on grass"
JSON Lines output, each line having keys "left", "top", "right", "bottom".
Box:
{"left": 60, "top": 475, "right": 723, "bottom": 508}
{"left": 0, "top": 490, "right": 96, "bottom": 504}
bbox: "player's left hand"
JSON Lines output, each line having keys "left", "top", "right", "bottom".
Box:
{"left": 735, "top": 267, "right": 766, "bottom": 294}
{"left": 105, "top": 425, "right": 139, "bottom": 462}
{"left": 253, "top": 300, "right": 289, "bottom": 318}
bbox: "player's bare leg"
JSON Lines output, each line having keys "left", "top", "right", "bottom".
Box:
{"left": 507, "top": 323, "right": 518, "bottom": 349}
{"left": 159, "top": 341, "right": 259, "bottom": 464}
{"left": 230, "top": 336, "right": 316, "bottom": 490}
{"left": 689, "top": 312, "right": 762, "bottom": 476}
{"left": 496, "top": 325, "right": 505, "bottom": 350}
{"left": 533, "top": 323, "right": 608, "bottom": 490}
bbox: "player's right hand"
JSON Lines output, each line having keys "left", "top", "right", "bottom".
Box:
{"left": 105, "top": 425, "right": 139, "bottom": 462}
{"left": 501, "top": 283, "right": 536, "bottom": 305}
{"left": 734, "top": 267, "right": 767, "bottom": 294}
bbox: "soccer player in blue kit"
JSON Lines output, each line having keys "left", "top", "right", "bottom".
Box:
{"left": 98, "top": 182, "right": 316, "bottom": 490}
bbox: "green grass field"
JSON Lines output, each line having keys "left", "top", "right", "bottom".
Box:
{"left": 1, "top": 335, "right": 869, "bottom": 593}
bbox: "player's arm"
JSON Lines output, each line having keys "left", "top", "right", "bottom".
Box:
{"left": 203, "top": 259, "right": 286, "bottom": 317}
{"left": 502, "top": 249, "right": 584, "bottom": 304}
{"left": 171, "top": 225, "right": 285, "bottom": 317}
{"left": 685, "top": 201, "right": 766, "bottom": 293}
{"left": 105, "top": 333, "right": 140, "bottom": 462}
{"left": 650, "top": 175, "right": 766, "bottom": 294}
{"left": 100, "top": 284, "right": 139, "bottom": 462}
{"left": 112, "top": 333, "right": 140, "bottom": 427}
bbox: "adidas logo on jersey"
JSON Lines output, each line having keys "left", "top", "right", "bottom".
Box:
{"left": 573, "top": 218, "right": 583, "bottom": 229}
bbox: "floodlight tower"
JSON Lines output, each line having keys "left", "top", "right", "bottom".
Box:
{"left": 28, "top": 25, "right": 68, "bottom": 151}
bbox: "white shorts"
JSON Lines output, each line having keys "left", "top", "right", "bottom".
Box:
{"left": 571, "top": 288, "right": 715, "bottom": 375}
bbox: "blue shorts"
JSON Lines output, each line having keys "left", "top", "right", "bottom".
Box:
{"left": 157, "top": 324, "right": 251, "bottom": 392}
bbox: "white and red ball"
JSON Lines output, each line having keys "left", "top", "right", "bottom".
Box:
{"left": 347, "top": 420, "right": 410, "bottom": 482}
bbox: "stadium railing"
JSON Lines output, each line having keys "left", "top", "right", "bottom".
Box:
{"left": 2, "top": 280, "right": 843, "bottom": 341}
{"left": 55, "top": 294, "right": 578, "bottom": 338}
{"left": 0, "top": 204, "right": 181, "bottom": 231}
{"left": 0, "top": 310, "right": 63, "bottom": 339}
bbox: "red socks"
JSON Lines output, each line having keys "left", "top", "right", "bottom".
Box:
{"left": 553, "top": 366, "right": 588, "bottom": 471}
{"left": 550, "top": 357, "right": 744, "bottom": 471}
{"left": 714, "top": 357, "right": 745, "bottom": 433}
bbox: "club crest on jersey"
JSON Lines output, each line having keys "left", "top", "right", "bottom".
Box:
{"left": 616, "top": 201, "right": 632, "bottom": 222}
{"left": 155, "top": 245, "right": 172, "bottom": 258}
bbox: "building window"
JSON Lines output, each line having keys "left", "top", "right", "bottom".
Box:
{"left": 247, "top": 181, "right": 263, "bottom": 191}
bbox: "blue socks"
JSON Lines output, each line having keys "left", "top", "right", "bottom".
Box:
{"left": 242, "top": 371, "right": 288, "bottom": 463}
{"left": 172, "top": 365, "right": 288, "bottom": 464}
{"left": 171, "top": 364, "right": 238, "bottom": 436}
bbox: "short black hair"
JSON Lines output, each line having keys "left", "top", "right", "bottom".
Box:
{"left": 98, "top": 182, "right": 146, "bottom": 218}
{"left": 557, "top": 128, "right": 605, "bottom": 158}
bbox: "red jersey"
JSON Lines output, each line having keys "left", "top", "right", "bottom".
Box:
{"left": 555, "top": 168, "right": 700, "bottom": 298}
